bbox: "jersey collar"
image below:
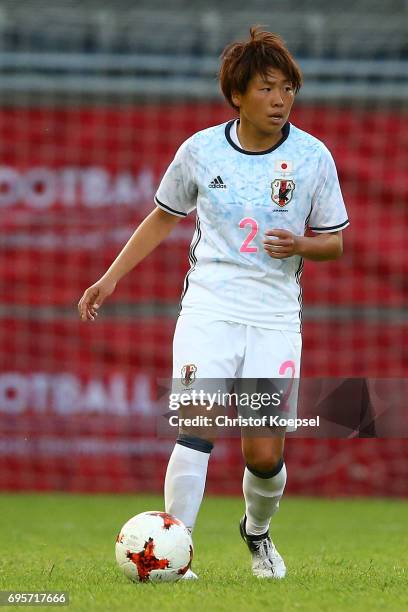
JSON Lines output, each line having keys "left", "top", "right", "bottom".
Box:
{"left": 225, "top": 119, "right": 290, "bottom": 155}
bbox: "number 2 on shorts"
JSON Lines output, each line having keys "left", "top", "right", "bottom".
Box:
{"left": 239, "top": 217, "right": 258, "bottom": 253}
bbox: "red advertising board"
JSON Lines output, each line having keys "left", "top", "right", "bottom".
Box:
{"left": 1, "top": 104, "right": 407, "bottom": 496}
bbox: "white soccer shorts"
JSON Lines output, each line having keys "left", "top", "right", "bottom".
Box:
{"left": 171, "top": 314, "right": 302, "bottom": 432}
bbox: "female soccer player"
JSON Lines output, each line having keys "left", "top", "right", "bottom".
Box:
{"left": 78, "top": 27, "right": 349, "bottom": 579}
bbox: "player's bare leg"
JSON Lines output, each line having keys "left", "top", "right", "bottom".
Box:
{"left": 240, "top": 433, "right": 287, "bottom": 578}
{"left": 164, "top": 402, "right": 222, "bottom": 580}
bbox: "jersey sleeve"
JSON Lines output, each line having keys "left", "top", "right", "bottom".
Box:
{"left": 308, "top": 146, "right": 350, "bottom": 233}
{"left": 154, "top": 138, "right": 197, "bottom": 217}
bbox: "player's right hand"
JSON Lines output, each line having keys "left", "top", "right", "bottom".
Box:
{"left": 78, "top": 277, "right": 117, "bottom": 321}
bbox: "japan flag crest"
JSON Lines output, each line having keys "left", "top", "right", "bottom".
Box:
{"left": 181, "top": 364, "right": 197, "bottom": 387}
{"left": 271, "top": 179, "right": 296, "bottom": 207}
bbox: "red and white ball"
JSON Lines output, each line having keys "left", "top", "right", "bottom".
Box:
{"left": 115, "top": 511, "right": 193, "bottom": 583}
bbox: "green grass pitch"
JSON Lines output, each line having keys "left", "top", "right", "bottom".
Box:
{"left": 0, "top": 494, "right": 406, "bottom": 611}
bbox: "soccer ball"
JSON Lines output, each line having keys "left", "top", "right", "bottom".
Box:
{"left": 115, "top": 511, "right": 193, "bottom": 583}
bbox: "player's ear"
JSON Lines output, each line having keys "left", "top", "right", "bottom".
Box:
{"left": 231, "top": 91, "right": 241, "bottom": 109}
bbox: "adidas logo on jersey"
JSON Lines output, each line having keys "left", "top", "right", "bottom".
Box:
{"left": 209, "top": 176, "right": 226, "bottom": 189}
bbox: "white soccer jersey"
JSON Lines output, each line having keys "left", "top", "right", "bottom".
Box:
{"left": 155, "top": 120, "right": 349, "bottom": 332}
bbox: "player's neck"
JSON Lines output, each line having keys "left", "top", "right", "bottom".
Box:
{"left": 236, "top": 118, "right": 282, "bottom": 152}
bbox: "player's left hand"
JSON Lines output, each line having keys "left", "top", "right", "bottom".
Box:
{"left": 263, "top": 229, "right": 300, "bottom": 259}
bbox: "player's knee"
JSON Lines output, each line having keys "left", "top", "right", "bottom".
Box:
{"left": 242, "top": 435, "right": 284, "bottom": 473}
{"left": 245, "top": 452, "right": 284, "bottom": 476}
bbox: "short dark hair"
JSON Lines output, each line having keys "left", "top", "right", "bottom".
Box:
{"left": 219, "top": 26, "right": 303, "bottom": 111}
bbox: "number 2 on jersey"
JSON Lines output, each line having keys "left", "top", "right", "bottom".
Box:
{"left": 239, "top": 217, "right": 258, "bottom": 253}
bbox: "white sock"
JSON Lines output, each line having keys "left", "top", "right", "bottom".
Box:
{"left": 243, "top": 462, "right": 287, "bottom": 536}
{"left": 164, "top": 442, "right": 211, "bottom": 532}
